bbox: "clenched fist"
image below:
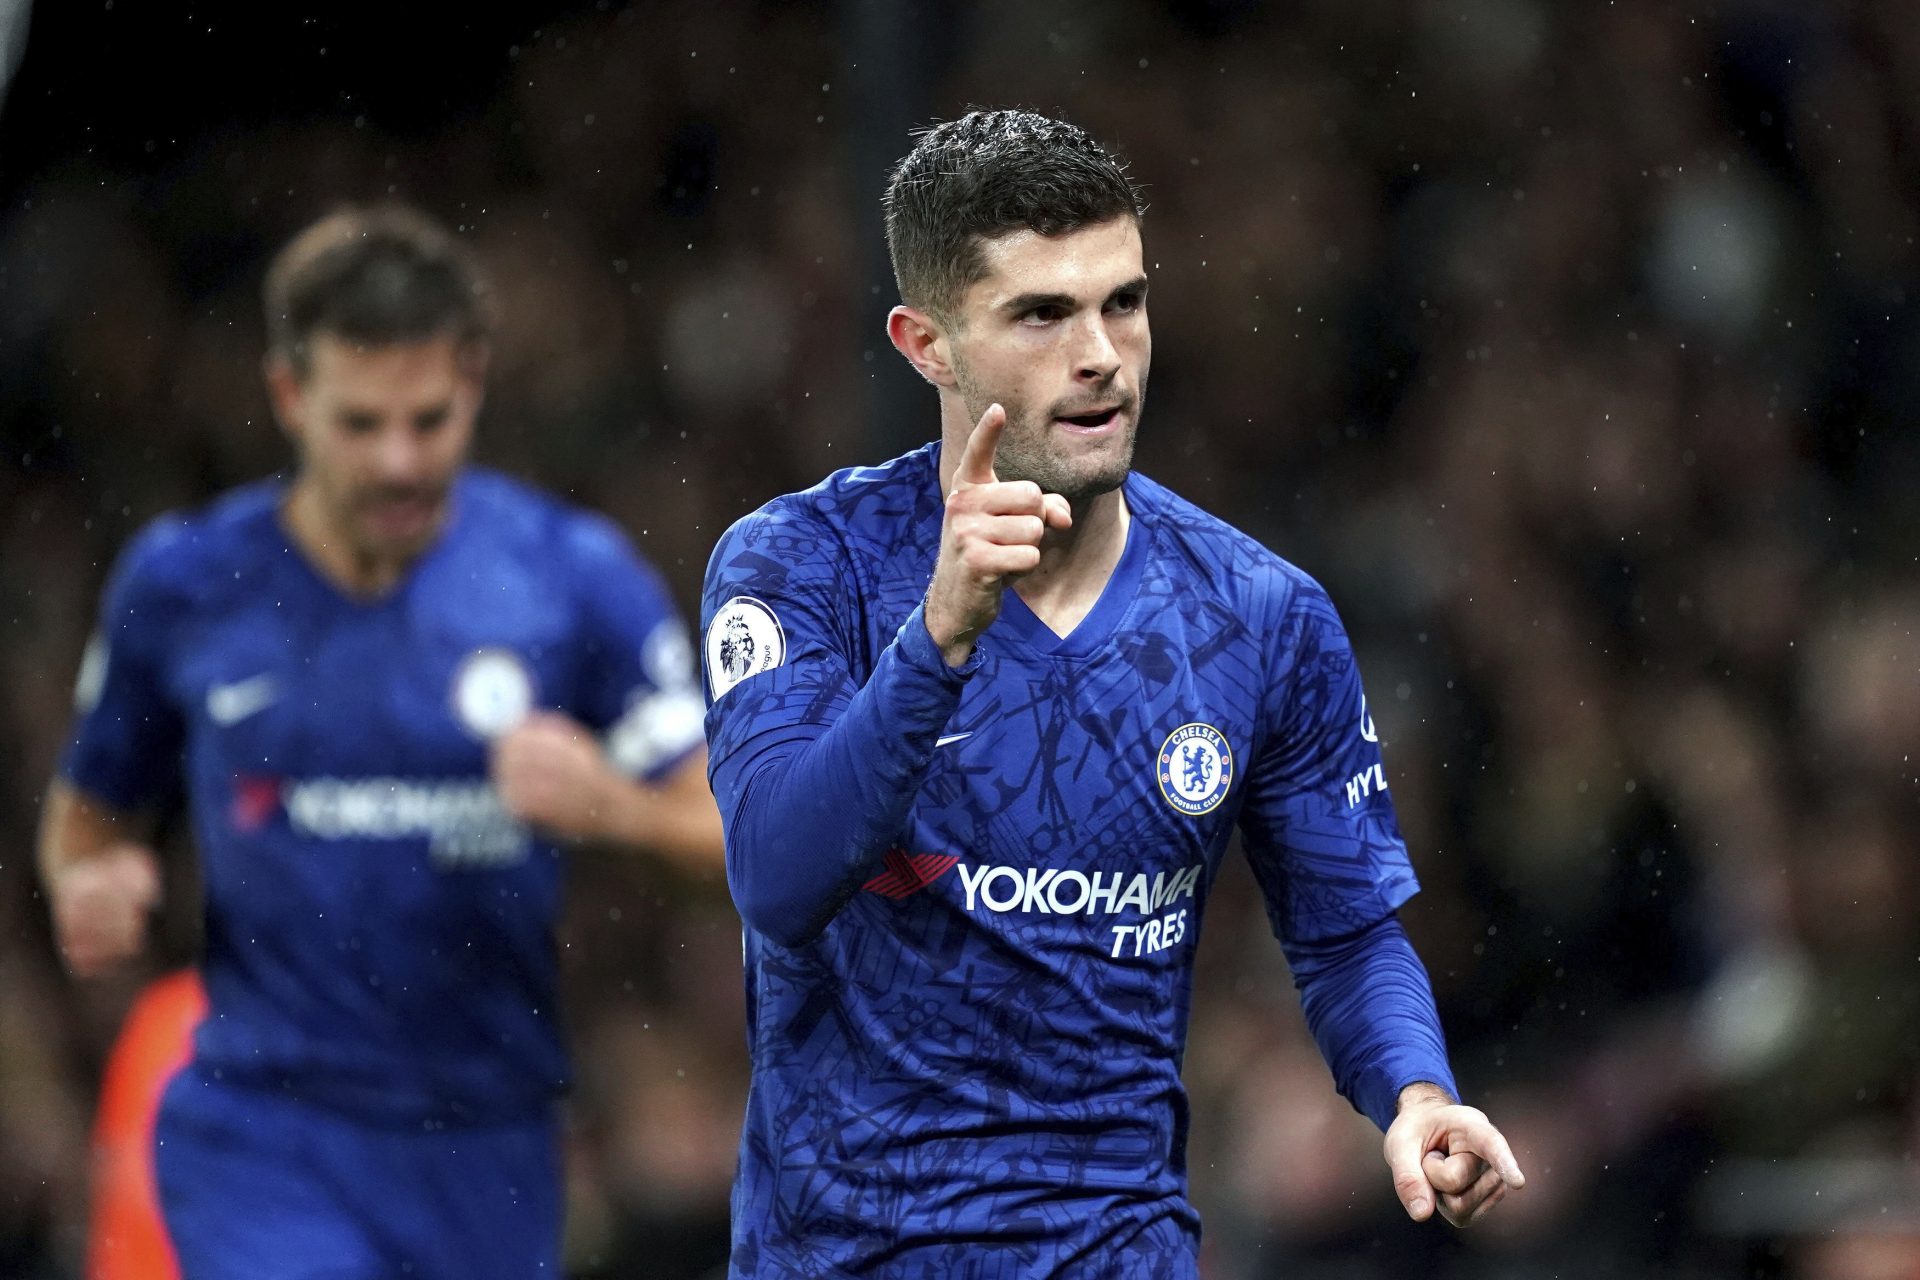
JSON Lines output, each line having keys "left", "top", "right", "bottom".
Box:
{"left": 490, "top": 710, "right": 619, "bottom": 842}
{"left": 48, "top": 844, "right": 161, "bottom": 978}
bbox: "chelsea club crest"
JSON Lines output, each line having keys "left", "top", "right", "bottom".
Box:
{"left": 451, "top": 648, "right": 535, "bottom": 739}
{"left": 1157, "top": 722, "right": 1234, "bottom": 816}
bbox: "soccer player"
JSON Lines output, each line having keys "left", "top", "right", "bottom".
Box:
{"left": 701, "top": 110, "right": 1525, "bottom": 1274}
{"left": 39, "top": 205, "right": 721, "bottom": 1279}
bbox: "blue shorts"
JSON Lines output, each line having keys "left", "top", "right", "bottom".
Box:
{"left": 154, "top": 1067, "right": 560, "bottom": 1280}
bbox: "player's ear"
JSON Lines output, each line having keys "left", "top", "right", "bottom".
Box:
{"left": 887, "top": 305, "right": 957, "bottom": 391}
{"left": 454, "top": 339, "right": 491, "bottom": 414}
{"left": 262, "top": 351, "right": 306, "bottom": 442}
{"left": 455, "top": 339, "right": 491, "bottom": 388}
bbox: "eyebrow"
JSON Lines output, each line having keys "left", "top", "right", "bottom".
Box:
{"left": 999, "top": 274, "right": 1150, "bottom": 317}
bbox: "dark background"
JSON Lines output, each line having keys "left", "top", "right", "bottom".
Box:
{"left": 2, "top": 2, "right": 1917, "bottom": 1277}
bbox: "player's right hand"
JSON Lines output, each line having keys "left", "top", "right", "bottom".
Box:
{"left": 48, "top": 845, "right": 160, "bottom": 978}
{"left": 1383, "top": 1087, "right": 1526, "bottom": 1228}
{"left": 924, "top": 403, "right": 1072, "bottom": 666}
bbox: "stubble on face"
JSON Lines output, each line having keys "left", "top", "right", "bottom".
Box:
{"left": 951, "top": 353, "right": 1144, "bottom": 507}
{"left": 288, "top": 335, "right": 476, "bottom": 569}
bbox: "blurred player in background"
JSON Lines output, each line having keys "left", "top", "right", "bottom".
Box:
{"left": 701, "top": 110, "right": 1524, "bottom": 1275}
{"left": 39, "top": 205, "right": 723, "bottom": 1280}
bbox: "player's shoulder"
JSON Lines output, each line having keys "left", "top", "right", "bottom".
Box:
{"left": 800, "top": 441, "right": 941, "bottom": 526}
{"left": 707, "top": 443, "right": 939, "bottom": 583}
{"left": 456, "top": 465, "right": 574, "bottom": 538}
{"left": 1128, "top": 471, "right": 1329, "bottom": 620}
{"left": 108, "top": 478, "right": 285, "bottom": 605}
{"left": 457, "top": 466, "right": 654, "bottom": 574}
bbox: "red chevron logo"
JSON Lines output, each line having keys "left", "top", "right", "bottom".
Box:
{"left": 230, "top": 774, "right": 283, "bottom": 833}
{"left": 864, "top": 848, "right": 961, "bottom": 899}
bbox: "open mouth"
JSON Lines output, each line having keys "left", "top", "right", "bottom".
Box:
{"left": 362, "top": 493, "right": 443, "bottom": 540}
{"left": 1055, "top": 406, "right": 1122, "bottom": 431}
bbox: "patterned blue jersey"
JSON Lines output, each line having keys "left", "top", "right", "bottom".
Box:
{"left": 702, "top": 443, "right": 1418, "bottom": 1276}
{"left": 64, "top": 468, "right": 704, "bottom": 1124}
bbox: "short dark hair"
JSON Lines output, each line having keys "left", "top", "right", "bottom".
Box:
{"left": 263, "top": 205, "right": 491, "bottom": 378}
{"left": 883, "top": 109, "right": 1146, "bottom": 321}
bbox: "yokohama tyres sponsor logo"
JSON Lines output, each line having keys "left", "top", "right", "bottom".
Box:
{"left": 281, "top": 777, "right": 529, "bottom": 867}
{"left": 955, "top": 861, "right": 1204, "bottom": 917}
{"left": 865, "top": 856, "right": 1207, "bottom": 959}
{"left": 954, "top": 860, "right": 1205, "bottom": 959}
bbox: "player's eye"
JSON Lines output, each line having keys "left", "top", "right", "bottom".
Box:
{"left": 340, "top": 412, "right": 380, "bottom": 435}
{"left": 1107, "top": 289, "right": 1144, "bottom": 314}
{"left": 414, "top": 407, "right": 451, "bottom": 434}
{"left": 1021, "top": 305, "right": 1066, "bottom": 326}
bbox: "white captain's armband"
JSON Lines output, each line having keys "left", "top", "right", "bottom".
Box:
{"left": 606, "top": 621, "right": 705, "bottom": 775}
{"left": 705, "top": 596, "right": 786, "bottom": 700}
{"left": 606, "top": 688, "right": 706, "bottom": 776}
{"left": 74, "top": 632, "right": 109, "bottom": 712}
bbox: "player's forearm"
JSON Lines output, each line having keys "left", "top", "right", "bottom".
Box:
{"left": 36, "top": 780, "right": 142, "bottom": 883}
{"left": 712, "top": 604, "right": 972, "bottom": 946}
{"left": 1284, "top": 913, "right": 1458, "bottom": 1131}
{"left": 587, "top": 776, "right": 726, "bottom": 880}
{"left": 38, "top": 779, "right": 164, "bottom": 975}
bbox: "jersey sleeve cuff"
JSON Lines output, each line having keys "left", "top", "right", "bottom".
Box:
{"left": 894, "top": 603, "right": 986, "bottom": 685}
{"left": 1370, "top": 1065, "right": 1463, "bottom": 1131}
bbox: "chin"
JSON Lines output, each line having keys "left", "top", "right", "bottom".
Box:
{"left": 1073, "top": 440, "right": 1136, "bottom": 495}
{"left": 999, "top": 427, "right": 1135, "bottom": 505}
{"left": 1054, "top": 461, "right": 1131, "bottom": 507}
{"left": 355, "top": 527, "right": 435, "bottom": 565}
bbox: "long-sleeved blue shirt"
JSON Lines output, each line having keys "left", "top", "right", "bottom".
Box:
{"left": 702, "top": 444, "right": 1456, "bottom": 1277}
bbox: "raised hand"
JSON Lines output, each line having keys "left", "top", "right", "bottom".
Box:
{"left": 924, "top": 404, "right": 1072, "bottom": 666}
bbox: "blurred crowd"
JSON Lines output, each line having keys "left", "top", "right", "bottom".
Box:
{"left": 2, "top": 1, "right": 1917, "bottom": 1277}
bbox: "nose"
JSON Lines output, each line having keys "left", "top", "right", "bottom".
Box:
{"left": 371, "top": 422, "right": 429, "bottom": 484}
{"left": 1072, "top": 314, "right": 1122, "bottom": 385}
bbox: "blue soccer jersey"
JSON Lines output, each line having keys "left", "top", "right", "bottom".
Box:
{"left": 702, "top": 444, "right": 1445, "bottom": 1277}
{"left": 64, "top": 467, "right": 705, "bottom": 1124}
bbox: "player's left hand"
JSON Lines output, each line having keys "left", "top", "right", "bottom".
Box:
{"left": 1383, "top": 1083, "right": 1526, "bottom": 1228}
{"left": 490, "top": 711, "right": 617, "bottom": 842}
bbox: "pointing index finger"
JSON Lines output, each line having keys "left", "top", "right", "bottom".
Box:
{"left": 1459, "top": 1117, "right": 1527, "bottom": 1189}
{"left": 953, "top": 403, "right": 1005, "bottom": 488}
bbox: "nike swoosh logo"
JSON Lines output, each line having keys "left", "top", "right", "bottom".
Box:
{"left": 935, "top": 732, "right": 974, "bottom": 748}
{"left": 207, "top": 674, "right": 279, "bottom": 726}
